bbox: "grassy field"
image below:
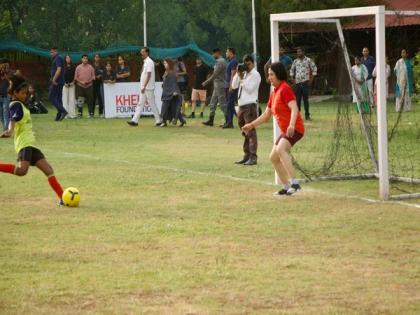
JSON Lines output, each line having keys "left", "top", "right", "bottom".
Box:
{"left": 0, "top": 101, "right": 419, "bottom": 314}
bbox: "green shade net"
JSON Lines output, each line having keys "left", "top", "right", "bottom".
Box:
{"left": 0, "top": 40, "right": 215, "bottom": 66}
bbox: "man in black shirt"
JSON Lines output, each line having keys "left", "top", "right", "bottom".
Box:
{"left": 93, "top": 54, "right": 104, "bottom": 117}
{"left": 188, "top": 57, "right": 209, "bottom": 118}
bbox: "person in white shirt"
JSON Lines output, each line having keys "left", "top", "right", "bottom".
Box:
{"left": 351, "top": 56, "right": 369, "bottom": 113}
{"left": 231, "top": 55, "right": 261, "bottom": 165}
{"left": 127, "top": 47, "right": 162, "bottom": 126}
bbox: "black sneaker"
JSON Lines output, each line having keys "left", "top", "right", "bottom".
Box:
{"left": 57, "top": 112, "right": 68, "bottom": 121}
{"left": 272, "top": 189, "right": 288, "bottom": 196}
{"left": 243, "top": 159, "right": 257, "bottom": 165}
{"left": 127, "top": 121, "right": 138, "bottom": 126}
{"left": 287, "top": 184, "right": 302, "bottom": 195}
{"left": 200, "top": 112, "right": 203, "bottom": 118}
{"left": 187, "top": 112, "right": 195, "bottom": 118}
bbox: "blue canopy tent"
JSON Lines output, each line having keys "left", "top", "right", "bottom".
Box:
{"left": 0, "top": 40, "right": 216, "bottom": 66}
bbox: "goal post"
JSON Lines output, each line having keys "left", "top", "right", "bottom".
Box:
{"left": 270, "top": 6, "right": 389, "bottom": 200}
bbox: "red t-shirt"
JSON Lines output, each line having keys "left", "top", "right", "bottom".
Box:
{"left": 267, "top": 81, "right": 305, "bottom": 134}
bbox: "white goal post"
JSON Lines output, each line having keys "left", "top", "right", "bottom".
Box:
{"left": 270, "top": 6, "right": 389, "bottom": 200}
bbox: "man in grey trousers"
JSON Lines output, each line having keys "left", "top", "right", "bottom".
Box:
{"left": 202, "top": 48, "right": 227, "bottom": 126}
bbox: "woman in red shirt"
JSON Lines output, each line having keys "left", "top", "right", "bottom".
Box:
{"left": 242, "top": 62, "right": 304, "bottom": 196}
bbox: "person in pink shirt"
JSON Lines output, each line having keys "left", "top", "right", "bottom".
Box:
{"left": 74, "top": 54, "right": 95, "bottom": 118}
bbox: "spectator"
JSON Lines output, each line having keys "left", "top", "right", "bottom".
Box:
{"left": 74, "top": 54, "right": 95, "bottom": 118}
{"left": 290, "top": 47, "right": 317, "bottom": 121}
{"left": 93, "top": 53, "right": 104, "bottom": 117}
{"left": 176, "top": 57, "right": 188, "bottom": 113}
{"left": 160, "top": 59, "right": 186, "bottom": 127}
{"left": 188, "top": 57, "right": 209, "bottom": 118}
{"left": 62, "top": 55, "right": 77, "bottom": 118}
{"left": 394, "top": 49, "right": 414, "bottom": 112}
{"left": 49, "top": 47, "right": 67, "bottom": 121}
{"left": 372, "top": 56, "right": 390, "bottom": 106}
{"left": 116, "top": 55, "right": 130, "bottom": 82}
{"left": 264, "top": 45, "right": 293, "bottom": 83}
{"left": 361, "top": 47, "right": 376, "bottom": 106}
{"left": 224, "top": 47, "right": 238, "bottom": 129}
{"left": 351, "top": 56, "right": 369, "bottom": 113}
{"left": 27, "top": 84, "right": 48, "bottom": 114}
{"left": 103, "top": 61, "right": 116, "bottom": 84}
{"left": 127, "top": 47, "right": 162, "bottom": 126}
{"left": 232, "top": 54, "right": 261, "bottom": 165}
{"left": 202, "top": 48, "right": 227, "bottom": 127}
{"left": 0, "top": 58, "right": 12, "bottom": 131}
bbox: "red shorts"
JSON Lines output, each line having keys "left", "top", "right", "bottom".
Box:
{"left": 275, "top": 131, "right": 304, "bottom": 146}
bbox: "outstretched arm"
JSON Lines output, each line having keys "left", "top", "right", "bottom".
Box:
{"left": 2, "top": 120, "right": 15, "bottom": 137}
{"left": 241, "top": 106, "right": 272, "bottom": 135}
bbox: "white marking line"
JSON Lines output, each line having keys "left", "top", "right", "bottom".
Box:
{"left": 59, "top": 151, "right": 420, "bottom": 209}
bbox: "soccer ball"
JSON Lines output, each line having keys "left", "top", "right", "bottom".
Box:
{"left": 62, "top": 187, "right": 81, "bottom": 207}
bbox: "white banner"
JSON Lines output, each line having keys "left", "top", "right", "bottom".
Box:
{"left": 103, "top": 82, "right": 162, "bottom": 118}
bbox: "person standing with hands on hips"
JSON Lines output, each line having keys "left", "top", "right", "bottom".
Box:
{"left": 231, "top": 54, "right": 261, "bottom": 165}
{"left": 242, "top": 62, "right": 305, "bottom": 196}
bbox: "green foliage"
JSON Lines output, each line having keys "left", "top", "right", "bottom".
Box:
{"left": 415, "top": 52, "right": 420, "bottom": 104}
{"left": 0, "top": 0, "right": 369, "bottom": 57}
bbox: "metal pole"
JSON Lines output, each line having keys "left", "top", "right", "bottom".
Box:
{"left": 375, "top": 6, "right": 389, "bottom": 200}
{"left": 270, "top": 17, "right": 280, "bottom": 185}
{"left": 252, "top": 0, "right": 257, "bottom": 58}
{"left": 143, "top": 0, "right": 147, "bottom": 46}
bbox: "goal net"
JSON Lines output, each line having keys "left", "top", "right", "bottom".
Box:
{"left": 270, "top": 6, "right": 419, "bottom": 202}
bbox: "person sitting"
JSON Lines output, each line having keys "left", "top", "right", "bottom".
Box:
{"left": 27, "top": 84, "right": 48, "bottom": 114}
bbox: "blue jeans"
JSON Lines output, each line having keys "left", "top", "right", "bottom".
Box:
{"left": 48, "top": 84, "right": 66, "bottom": 114}
{"left": 225, "top": 88, "right": 238, "bottom": 125}
{"left": 295, "top": 81, "right": 310, "bottom": 119}
{"left": 0, "top": 96, "right": 10, "bottom": 131}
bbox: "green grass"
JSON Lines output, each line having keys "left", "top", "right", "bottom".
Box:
{"left": 0, "top": 101, "right": 419, "bottom": 314}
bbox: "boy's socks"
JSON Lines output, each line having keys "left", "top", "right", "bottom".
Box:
{"left": 48, "top": 175, "right": 64, "bottom": 199}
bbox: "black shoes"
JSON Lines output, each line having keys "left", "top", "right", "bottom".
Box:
{"left": 56, "top": 111, "right": 67, "bottom": 121}
{"left": 187, "top": 112, "right": 195, "bottom": 118}
{"left": 200, "top": 112, "right": 204, "bottom": 118}
{"left": 234, "top": 157, "right": 249, "bottom": 164}
{"left": 272, "top": 184, "right": 302, "bottom": 197}
{"left": 179, "top": 121, "right": 186, "bottom": 127}
{"left": 202, "top": 120, "right": 214, "bottom": 126}
{"left": 222, "top": 123, "right": 234, "bottom": 129}
{"left": 287, "top": 183, "right": 302, "bottom": 195}
{"left": 272, "top": 189, "right": 288, "bottom": 196}
{"left": 55, "top": 112, "right": 67, "bottom": 121}
{"left": 127, "top": 121, "right": 138, "bottom": 126}
{"left": 243, "top": 159, "right": 257, "bottom": 165}
{"left": 235, "top": 157, "right": 257, "bottom": 165}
